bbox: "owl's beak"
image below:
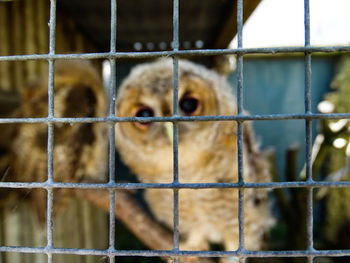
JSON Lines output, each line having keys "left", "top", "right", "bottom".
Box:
{"left": 164, "top": 122, "right": 174, "bottom": 144}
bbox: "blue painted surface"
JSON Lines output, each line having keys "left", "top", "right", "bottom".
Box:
{"left": 228, "top": 56, "right": 338, "bottom": 178}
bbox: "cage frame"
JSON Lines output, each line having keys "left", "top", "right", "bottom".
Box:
{"left": 0, "top": 0, "right": 350, "bottom": 262}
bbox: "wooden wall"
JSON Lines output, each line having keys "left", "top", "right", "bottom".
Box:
{"left": 0, "top": 0, "right": 97, "bottom": 93}
{"left": 0, "top": 1, "right": 108, "bottom": 262}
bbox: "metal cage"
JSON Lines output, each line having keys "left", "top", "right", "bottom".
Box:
{"left": 1, "top": 0, "right": 350, "bottom": 262}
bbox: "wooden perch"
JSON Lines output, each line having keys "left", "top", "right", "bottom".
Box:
{"left": 269, "top": 144, "right": 308, "bottom": 263}
{"left": 75, "top": 189, "right": 215, "bottom": 263}
{"left": 285, "top": 143, "right": 300, "bottom": 182}
{"left": 265, "top": 148, "right": 294, "bottom": 226}
{"left": 76, "top": 189, "right": 173, "bottom": 251}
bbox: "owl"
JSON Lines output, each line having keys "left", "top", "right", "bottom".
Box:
{"left": 115, "top": 59, "right": 273, "bottom": 260}
{"left": 2, "top": 59, "right": 108, "bottom": 221}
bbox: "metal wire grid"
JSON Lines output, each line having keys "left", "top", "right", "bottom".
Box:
{"left": 0, "top": 0, "right": 350, "bottom": 262}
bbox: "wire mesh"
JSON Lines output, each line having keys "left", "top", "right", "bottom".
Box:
{"left": 171, "top": 0, "right": 180, "bottom": 261}
{"left": 46, "top": 0, "right": 57, "bottom": 262}
{"left": 108, "top": 1, "right": 117, "bottom": 263}
{"left": 0, "top": 0, "right": 350, "bottom": 262}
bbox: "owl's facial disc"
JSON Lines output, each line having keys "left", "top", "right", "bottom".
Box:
{"left": 178, "top": 74, "right": 218, "bottom": 117}
{"left": 116, "top": 72, "right": 219, "bottom": 147}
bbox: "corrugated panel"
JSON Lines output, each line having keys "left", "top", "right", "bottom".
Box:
{"left": 57, "top": 0, "right": 247, "bottom": 51}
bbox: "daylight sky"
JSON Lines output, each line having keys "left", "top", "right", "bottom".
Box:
{"left": 230, "top": 0, "right": 350, "bottom": 48}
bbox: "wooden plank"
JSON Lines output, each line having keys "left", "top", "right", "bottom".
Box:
{"left": 36, "top": 0, "right": 49, "bottom": 77}
{"left": 56, "top": 13, "right": 71, "bottom": 53}
{"left": 1, "top": 197, "right": 108, "bottom": 263}
{"left": 24, "top": 0, "right": 37, "bottom": 82}
{"left": 0, "top": 3, "right": 109, "bottom": 262}
{"left": 11, "top": 0, "right": 25, "bottom": 92}
{"left": 36, "top": 0, "right": 49, "bottom": 55}
{"left": 0, "top": 4, "right": 11, "bottom": 91}
{"left": 214, "top": 0, "right": 262, "bottom": 49}
{"left": 2, "top": 201, "right": 46, "bottom": 263}
{"left": 53, "top": 198, "right": 108, "bottom": 263}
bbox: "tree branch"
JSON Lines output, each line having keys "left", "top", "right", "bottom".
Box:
{"left": 77, "top": 189, "right": 173, "bottom": 250}
{"left": 75, "top": 188, "right": 215, "bottom": 263}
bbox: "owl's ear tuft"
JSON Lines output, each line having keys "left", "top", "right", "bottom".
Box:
{"left": 63, "top": 84, "right": 97, "bottom": 117}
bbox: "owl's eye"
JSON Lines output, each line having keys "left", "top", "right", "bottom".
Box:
{"left": 179, "top": 95, "right": 200, "bottom": 115}
{"left": 135, "top": 106, "right": 154, "bottom": 118}
{"left": 134, "top": 105, "right": 154, "bottom": 129}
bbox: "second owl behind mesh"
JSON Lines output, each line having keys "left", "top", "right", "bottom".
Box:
{"left": 1, "top": 60, "right": 108, "bottom": 221}
{"left": 115, "top": 59, "right": 273, "bottom": 254}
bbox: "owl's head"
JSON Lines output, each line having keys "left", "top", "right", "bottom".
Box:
{"left": 22, "top": 59, "right": 107, "bottom": 118}
{"left": 115, "top": 59, "right": 237, "bottom": 169}
{"left": 14, "top": 60, "right": 108, "bottom": 183}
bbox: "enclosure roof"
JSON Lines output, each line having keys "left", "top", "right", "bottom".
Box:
{"left": 57, "top": 0, "right": 261, "bottom": 52}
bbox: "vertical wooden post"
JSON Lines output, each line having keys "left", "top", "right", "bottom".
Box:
{"left": 24, "top": 0, "right": 37, "bottom": 83}
{"left": 11, "top": 1, "right": 25, "bottom": 93}
{"left": 36, "top": 0, "right": 49, "bottom": 78}
{"left": 0, "top": 4, "right": 11, "bottom": 91}
{"left": 0, "top": 2, "right": 109, "bottom": 263}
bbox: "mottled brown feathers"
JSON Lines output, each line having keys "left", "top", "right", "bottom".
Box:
{"left": 2, "top": 60, "right": 108, "bottom": 221}
{"left": 115, "top": 58, "right": 273, "bottom": 256}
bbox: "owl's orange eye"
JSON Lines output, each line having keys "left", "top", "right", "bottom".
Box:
{"left": 179, "top": 95, "right": 200, "bottom": 116}
{"left": 134, "top": 105, "right": 154, "bottom": 129}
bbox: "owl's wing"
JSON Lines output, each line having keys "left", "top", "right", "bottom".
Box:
{"left": 213, "top": 119, "right": 269, "bottom": 184}
{"left": 243, "top": 121, "right": 270, "bottom": 183}
{"left": 4, "top": 60, "right": 108, "bottom": 222}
